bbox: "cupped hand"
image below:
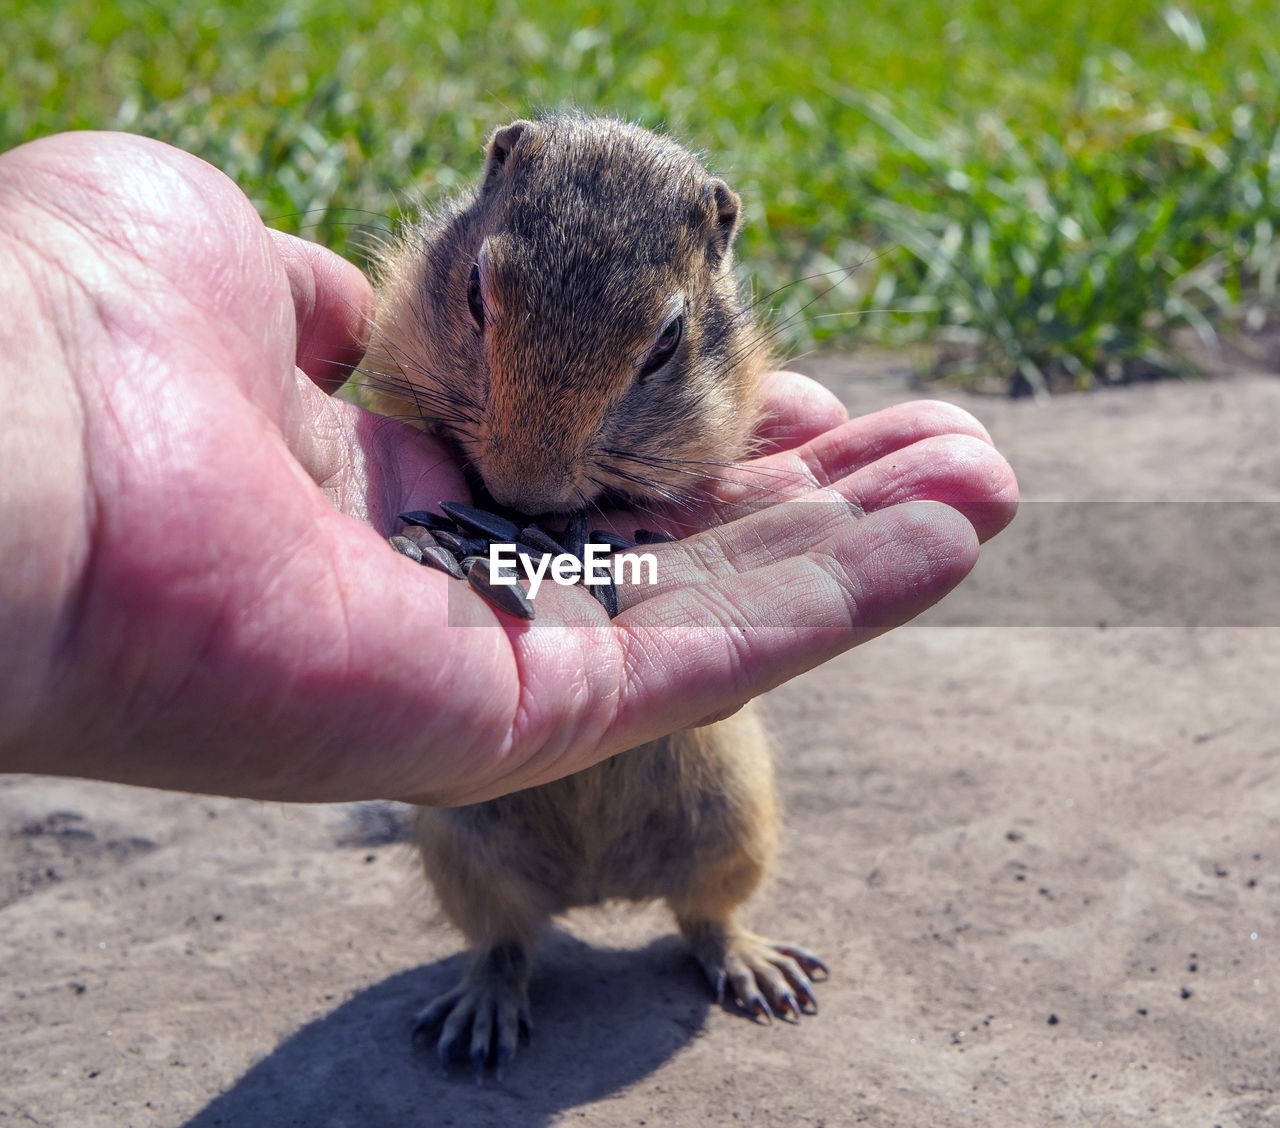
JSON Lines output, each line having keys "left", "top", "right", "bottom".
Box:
{"left": 0, "top": 131, "right": 1016, "bottom": 806}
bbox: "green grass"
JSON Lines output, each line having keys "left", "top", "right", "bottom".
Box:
{"left": 5, "top": 0, "right": 1280, "bottom": 391}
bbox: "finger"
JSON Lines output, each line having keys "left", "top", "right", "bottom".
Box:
{"left": 267, "top": 228, "right": 375, "bottom": 394}
{"left": 781, "top": 398, "right": 997, "bottom": 480}
{"left": 831, "top": 430, "right": 1017, "bottom": 541}
{"left": 752, "top": 370, "right": 849, "bottom": 454}
{"left": 651, "top": 399, "right": 1007, "bottom": 535}
{"left": 695, "top": 406, "right": 1014, "bottom": 538}
{"left": 295, "top": 393, "right": 471, "bottom": 530}
{"left": 616, "top": 433, "right": 1002, "bottom": 609}
{"left": 607, "top": 501, "right": 979, "bottom": 750}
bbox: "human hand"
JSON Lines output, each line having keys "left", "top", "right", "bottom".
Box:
{"left": 0, "top": 131, "right": 1016, "bottom": 806}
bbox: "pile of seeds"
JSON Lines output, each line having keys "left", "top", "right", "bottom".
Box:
{"left": 388, "top": 501, "right": 672, "bottom": 621}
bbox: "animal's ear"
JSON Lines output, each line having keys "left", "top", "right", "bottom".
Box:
{"left": 705, "top": 178, "right": 742, "bottom": 269}
{"left": 482, "top": 120, "right": 535, "bottom": 189}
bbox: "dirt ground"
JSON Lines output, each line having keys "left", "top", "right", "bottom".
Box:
{"left": 3, "top": 354, "right": 1278, "bottom": 1128}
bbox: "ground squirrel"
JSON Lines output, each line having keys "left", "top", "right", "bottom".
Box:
{"left": 361, "top": 113, "right": 826, "bottom": 1077}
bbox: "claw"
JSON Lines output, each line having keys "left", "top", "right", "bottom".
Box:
{"left": 414, "top": 961, "right": 531, "bottom": 1081}
{"left": 775, "top": 944, "right": 829, "bottom": 979}
{"left": 777, "top": 989, "right": 801, "bottom": 1022}
{"left": 770, "top": 951, "right": 818, "bottom": 1015}
{"left": 794, "top": 981, "right": 819, "bottom": 1014}
{"left": 744, "top": 988, "right": 772, "bottom": 1024}
{"left": 692, "top": 931, "right": 828, "bottom": 1025}
{"left": 495, "top": 1040, "right": 514, "bottom": 1083}
{"left": 412, "top": 987, "right": 463, "bottom": 1040}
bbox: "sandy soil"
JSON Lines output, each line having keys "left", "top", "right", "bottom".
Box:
{"left": 3, "top": 356, "right": 1278, "bottom": 1128}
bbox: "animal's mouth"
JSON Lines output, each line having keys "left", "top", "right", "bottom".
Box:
{"left": 449, "top": 430, "right": 671, "bottom": 523}
{"left": 458, "top": 464, "right": 581, "bottom": 526}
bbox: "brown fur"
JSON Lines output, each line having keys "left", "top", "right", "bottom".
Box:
{"left": 362, "top": 113, "right": 770, "bottom": 514}
{"left": 362, "top": 115, "right": 823, "bottom": 1073}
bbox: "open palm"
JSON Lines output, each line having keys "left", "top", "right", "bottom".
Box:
{"left": 0, "top": 132, "right": 1016, "bottom": 805}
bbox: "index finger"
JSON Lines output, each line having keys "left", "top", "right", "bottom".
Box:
{"left": 267, "top": 228, "right": 375, "bottom": 394}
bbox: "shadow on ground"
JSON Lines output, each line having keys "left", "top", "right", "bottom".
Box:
{"left": 183, "top": 931, "right": 710, "bottom": 1128}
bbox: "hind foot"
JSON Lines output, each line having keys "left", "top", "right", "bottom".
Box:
{"left": 683, "top": 923, "right": 828, "bottom": 1023}
{"left": 411, "top": 942, "right": 533, "bottom": 1082}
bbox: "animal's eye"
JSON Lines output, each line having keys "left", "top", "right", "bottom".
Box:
{"left": 467, "top": 263, "right": 485, "bottom": 331}
{"left": 639, "top": 315, "right": 683, "bottom": 379}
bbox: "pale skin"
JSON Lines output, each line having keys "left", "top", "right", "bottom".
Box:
{"left": 0, "top": 131, "right": 1018, "bottom": 808}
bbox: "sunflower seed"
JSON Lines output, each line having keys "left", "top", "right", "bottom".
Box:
{"left": 517, "top": 524, "right": 566, "bottom": 556}
{"left": 388, "top": 535, "right": 424, "bottom": 562}
{"left": 419, "top": 546, "right": 466, "bottom": 579}
{"left": 513, "top": 548, "right": 552, "bottom": 580}
{"left": 434, "top": 530, "right": 490, "bottom": 558}
{"left": 399, "top": 524, "right": 439, "bottom": 550}
{"left": 397, "top": 510, "right": 454, "bottom": 531}
{"left": 440, "top": 501, "right": 521, "bottom": 543}
{"left": 463, "top": 555, "right": 536, "bottom": 620}
{"left": 590, "top": 573, "right": 619, "bottom": 618}
{"left": 633, "top": 528, "right": 675, "bottom": 545}
{"left": 588, "top": 531, "right": 635, "bottom": 552}
{"left": 561, "top": 514, "right": 590, "bottom": 560}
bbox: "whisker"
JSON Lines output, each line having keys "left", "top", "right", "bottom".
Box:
{"left": 720, "top": 249, "right": 890, "bottom": 372}
{"left": 603, "top": 450, "right": 803, "bottom": 496}
{"left": 617, "top": 460, "right": 784, "bottom": 497}
{"left": 600, "top": 464, "right": 691, "bottom": 509}
{"left": 606, "top": 449, "right": 807, "bottom": 483}
{"left": 740, "top": 247, "right": 891, "bottom": 315}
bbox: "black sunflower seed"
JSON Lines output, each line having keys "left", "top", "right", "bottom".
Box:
{"left": 463, "top": 555, "right": 536, "bottom": 620}
{"left": 517, "top": 524, "right": 566, "bottom": 556}
{"left": 513, "top": 548, "right": 551, "bottom": 580}
{"left": 440, "top": 501, "right": 521, "bottom": 543}
{"left": 399, "top": 524, "right": 439, "bottom": 550}
{"left": 588, "top": 531, "right": 635, "bottom": 552}
{"left": 434, "top": 530, "right": 490, "bottom": 558}
{"left": 633, "top": 528, "right": 675, "bottom": 545}
{"left": 398, "top": 510, "right": 454, "bottom": 532}
{"left": 561, "top": 514, "right": 590, "bottom": 560}
{"left": 589, "top": 573, "right": 619, "bottom": 618}
{"left": 388, "top": 535, "right": 424, "bottom": 562}
{"left": 419, "top": 545, "right": 466, "bottom": 579}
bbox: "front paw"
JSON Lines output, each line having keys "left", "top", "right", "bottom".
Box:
{"left": 699, "top": 933, "right": 829, "bottom": 1023}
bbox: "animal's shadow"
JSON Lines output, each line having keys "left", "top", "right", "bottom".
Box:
{"left": 182, "top": 930, "right": 711, "bottom": 1127}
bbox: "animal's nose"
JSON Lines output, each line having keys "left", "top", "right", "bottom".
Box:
{"left": 480, "top": 457, "right": 581, "bottom": 516}
{"left": 483, "top": 479, "right": 579, "bottom": 516}
{"left": 481, "top": 394, "right": 594, "bottom": 514}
